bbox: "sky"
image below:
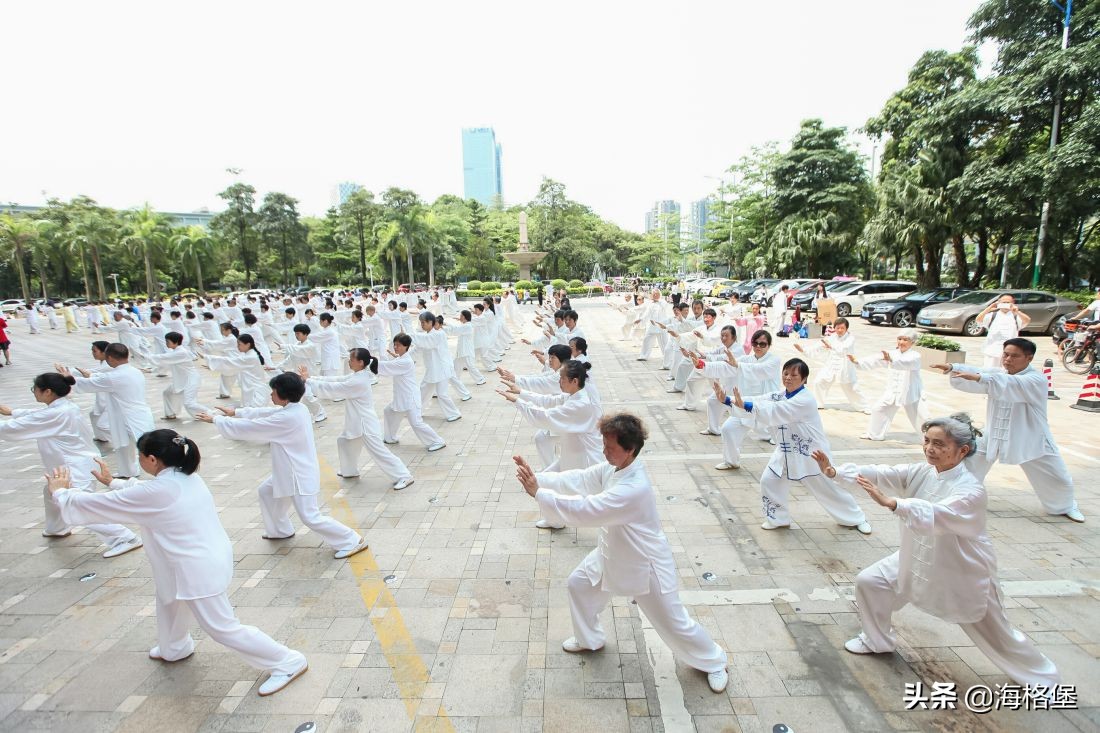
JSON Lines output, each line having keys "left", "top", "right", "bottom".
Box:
{"left": 2, "top": 0, "right": 989, "bottom": 232}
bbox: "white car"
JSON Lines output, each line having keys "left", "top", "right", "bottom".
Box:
{"left": 825, "top": 280, "right": 919, "bottom": 317}
{"left": 1, "top": 299, "right": 26, "bottom": 314}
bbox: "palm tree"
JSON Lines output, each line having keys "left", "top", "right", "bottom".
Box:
{"left": 121, "top": 204, "right": 171, "bottom": 297}
{"left": 171, "top": 225, "right": 213, "bottom": 295}
{"left": 0, "top": 213, "right": 37, "bottom": 301}
{"left": 374, "top": 219, "right": 405, "bottom": 289}
{"left": 68, "top": 203, "right": 116, "bottom": 299}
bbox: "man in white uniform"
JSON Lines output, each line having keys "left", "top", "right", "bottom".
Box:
{"left": 198, "top": 373, "right": 369, "bottom": 558}
{"left": 513, "top": 413, "right": 729, "bottom": 693}
{"left": 59, "top": 343, "right": 156, "bottom": 477}
{"left": 977, "top": 294, "right": 1030, "bottom": 368}
{"left": 934, "top": 337, "right": 1084, "bottom": 522}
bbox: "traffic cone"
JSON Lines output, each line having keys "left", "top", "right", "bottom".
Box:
{"left": 1044, "top": 358, "right": 1060, "bottom": 400}
{"left": 1069, "top": 363, "right": 1100, "bottom": 413}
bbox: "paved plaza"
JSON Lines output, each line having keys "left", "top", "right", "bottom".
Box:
{"left": 0, "top": 299, "right": 1097, "bottom": 733}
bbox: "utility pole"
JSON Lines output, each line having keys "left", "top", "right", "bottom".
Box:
{"left": 1032, "top": 0, "right": 1073, "bottom": 288}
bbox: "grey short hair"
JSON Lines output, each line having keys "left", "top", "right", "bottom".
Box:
{"left": 897, "top": 328, "right": 918, "bottom": 342}
{"left": 921, "top": 412, "right": 981, "bottom": 457}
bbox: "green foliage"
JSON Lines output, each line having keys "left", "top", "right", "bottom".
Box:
{"left": 551, "top": 279, "right": 568, "bottom": 289}
{"left": 220, "top": 268, "right": 247, "bottom": 288}
{"left": 514, "top": 279, "right": 536, "bottom": 291}
{"left": 466, "top": 280, "right": 483, "bottom": 290}
{"left": 482, "top": 281, "right": 501, "bottom": 290}
{"left": 1056, "top": 290, "right": 1095, "bottom": 307}
{"left": 915, "top": 334, "right": 962, "bottom": 352}
{"left": 568, "top": 279, "right": 584, "bottom": 288}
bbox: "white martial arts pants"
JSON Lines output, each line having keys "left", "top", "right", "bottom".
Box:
{"left": 620, "top": 318, "right": 634, "bottom": 339}
{"left": 534, "top": 430, "right": 560, "bottom": 470}
{"left": 302, "top": 384, "right": 327, "bottom": 419}
{"left": 476, "top": 347, "right": 496, "bottom": 373}
{"left": 718, "top": 415, "right": 761, "bottom": 466}
{"left": 759, "top": 469, "right": 866, "bottom": 527}
{"left": 217, "top": 374, "right": 234, "bottom": 398}
{"left": 420, "top": 380, "right": 461, "bottom": 420}
{"left": 865, "top": 399, "right": 925, "bottom": 440}
{"left": 567, "top": 567, "right": 727, "bottom": 673}
{"left": 708, "top": 396, "right": 768, "bottom": 438}
{"left": 679, "top": 376, "right": 708, "bottom": 410}
{"left": 639, "top": 331, "right": 664, "bottom": 360}
{"left": 813, "top": 378, "right": 868, "bottom": 412}
{"left": 163, "top": 386, "right": 209, "bottom": 419}
{"left": 89, "top": 407, "right": 111, "bottom": 442}
{"left": 966, "top": 451, "right": 1078, "bottom": 515}
{"left": 382, "top": 405, "right": 444, "bottom": 447}
{"left": 256, "top": 480, "right": 361, "bottom": 550}
{"left": 155, "top": 591, "right": 306, "bottom": 675}
{"left": 453, "top": 356, "right": 486, "bottom": 385}
{"left": 671, "top": 361, "right": 694, "bottom": 391}
{"left": 116, "top": 441, "right": 141, "bottom": 477}
{"left": 42, "top": 485, "right": 137, "bottom": 549}
{"left": 854, "top": 554, "right": 1060, "bottom": 688}
{"left": 337, "top": 434, "right": 412, "bottom": 480}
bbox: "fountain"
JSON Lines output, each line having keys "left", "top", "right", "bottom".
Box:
{"left": 504, "top": 211, "right": 547, "bottom": 282}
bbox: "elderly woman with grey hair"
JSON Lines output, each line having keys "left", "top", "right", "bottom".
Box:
{"left": 848, "top": 328, "right": 925, "bottom": 441}
{"left": 810, "top": 414, "right": 1061, "bottom": 689}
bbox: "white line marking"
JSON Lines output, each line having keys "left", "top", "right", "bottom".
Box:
{"left": 639, "top": 609, "right": 695, "bottom": 733}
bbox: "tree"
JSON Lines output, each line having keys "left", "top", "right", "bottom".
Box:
{"left": 212, "top": 182, "right": 258, "bottom": 287}
{"left": 257, "top": 192, "right": 306, "bottom": 288}
{"left": 171, "top": 225, "right": 214, "bottom": 294}
{"left": 0, "top": 213, "right": 37, "bottom": 301}
{"left": 379, "top": 188, "right": 427, "bottom": 285}
{"left": 337, "top": 190, "right": 380, "bottom": 285}
{"left": 121, "top": 204, "right": 171, "bottom": 296}
{"left": 67, "top": 197, "right": 117, "bottom": 299}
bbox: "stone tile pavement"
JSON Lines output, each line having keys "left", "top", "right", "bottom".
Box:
{"left": 0, "top": 300, "right": 1097, "bottom": 732}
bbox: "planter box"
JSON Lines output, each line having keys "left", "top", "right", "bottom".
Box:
{"left": 917, "top": 346, "right": 967, "bottom": 371}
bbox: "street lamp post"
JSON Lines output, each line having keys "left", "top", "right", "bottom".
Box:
{"left": 109, "top": 273, "right": 120, "bottom": 299}
{"left": 1032, "top": 0, "right": 1074, "bottom": 288}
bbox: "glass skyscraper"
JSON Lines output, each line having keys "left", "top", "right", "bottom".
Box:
{"left": 462, "top": 127, "right": 503, "bottom": 206}
{"left": 331, "top": 182, "right": 362, "bottom": 207}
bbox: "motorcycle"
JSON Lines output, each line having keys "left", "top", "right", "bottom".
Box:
{"left": 1061, "top": 319, "right": 1098, "bottom": 375}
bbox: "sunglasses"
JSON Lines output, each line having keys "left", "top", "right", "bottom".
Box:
{"left": 752, "top": 341, "right": 769, "bottom": 347}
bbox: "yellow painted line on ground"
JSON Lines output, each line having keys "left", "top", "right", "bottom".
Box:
{"left": 318, "top": 456, "right": 454, "bottom": 731}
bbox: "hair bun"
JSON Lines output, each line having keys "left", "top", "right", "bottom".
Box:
{"left": 583, "top": 362, "right": 593, "bottom": 371}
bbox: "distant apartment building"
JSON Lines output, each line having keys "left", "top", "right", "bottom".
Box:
{"left": 685, "top": 198, "right": 711, "bottom": 249}
{"left": 331, "top": 182, "right": 363, "bottom": 207}
{"left": 462, "top": 127, "right": 503, "bottom": 206}
{"left": 644, "top": 200, "right": 681, "bottom": 239}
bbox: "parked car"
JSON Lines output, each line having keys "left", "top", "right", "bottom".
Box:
{"left": 764, "top": 279, "right": 814, "bottom": 305}
{"left": 1, "top": 298, "right": 25, "bottom": 314}
{"left": 731, "top": 278, "right": 780, "bottom": 303}
{"left": 708, "top": 279, "right": 739, "bottom": 298}
{"left": 789, "top": 280, "right": 861, "bottom": 312}
{"left": 861, "top": 287, "right": 972, "bottom": 327}
{"left": 800, "top": 280, "right": 917, "bottom": 317}
{"left": 917, "top": 289, "right": 1083, "bottom": 336}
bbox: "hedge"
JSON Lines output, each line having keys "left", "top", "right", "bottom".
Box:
{"left": 1055, "top": 290, "right": 1095, "bottom": 307}
{"left": 915, "top": 334, "right": 962, "bottom": 352}
{"left": 482, "top": 281, "right": 501, "bottom": 290}
{"left": 465, "top": 280, "right": 483, "bottom": 291}
{"left": 457, "top": 287, "right": 598, "bottom": 299}
{"left": 568, "top": 279, "right": 584, "bottom": 288}
{"left": 550, "top": 279, "right": 568, "bottom": 289}
{"left": 514, "top": 280, "right": 536, "bottom": 291}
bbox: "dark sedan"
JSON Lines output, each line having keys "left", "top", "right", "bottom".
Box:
{"left": 861, "top": 287, "right": 971, "bottom": 328}
{"left": 789, "top": 280, "right": 858, "bottom": 311}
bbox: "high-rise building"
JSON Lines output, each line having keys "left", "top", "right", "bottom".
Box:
{"left": 686, "top": 198, "right": 711, "bottom": 248}
{"left": 331, "top": 182, "right": 362, "bottom": 207}
{"left": 462, "top": 127, "right": 503, "bottom": 206}
{"left": 644, "top": 200, "right": 680, "bottom": 237}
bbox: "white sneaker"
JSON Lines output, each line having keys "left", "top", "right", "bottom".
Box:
{"left": 148, "top": 645, "right": 194, "bottom": 662}
{"left": 844, "top": 636, "right": 879, "bottom": 655}
{"left": 336, "top": 473, "right": 359, "bottom": 479}
{"left": 257, "top": 659, "right": 308, "bottom": 696}
{"left": 714, "top": 462, "right": 739, "bottom": 470}
{"left": 334, "top": 537, "right": 369, "bottom": 560}
{"left": 427, "top": 442, "right": 446, "bottom": 452}
{"left": 667, "top": 388, "right": 683, "bottom": 394}
{"left": 475, "top": 380, "right": 487, "bottom": 386}
{"left": 383, "top": 438, "right": 399, "bottom": 445}
{"left": 461, "top": 394, "right": 472, "bottom": 402}
{"left": 313, "top": 413, "right": 327, "bottom": 423}
{"left": 707, "top": 668, "right": 729, "bottom": 693}
{"left": 392, "top": 477, "right": 415, "bottom": 491}
{"left": 446, "top": 415, "right": 462, "bottom": 422}
{"left": 853, "top": 522, "right": 872, "bottom": 535}
{"left": 561, "top": 637, "right": 602, "bottom": 653}
{"left": 42, "top": 529, "right": 72, "bottom": 538}
{"left": 103, "top": 538, "right": 144, "bottom": 558}
{"left": 535, "top": 519, "right": 565, "bottom": 530}
{"left": 675, "top": 405, "right": 695, "bottom": 411}
{"left": 1065, "top": 508, "right": 1086, "bottom": 523}
{"left": 699, "top": 429, "right": 719, "bottom": 436}
{"left": 760, "top": 520, "right": 790, "bottom": 530}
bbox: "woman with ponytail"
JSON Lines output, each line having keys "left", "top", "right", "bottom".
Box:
{"left": 196, "top": 322, "right": 240, "bottom": 399}
{"left": 203, "top": 334, "right": 269, "bottom": 408}
{"left": 145, "top": 332, "right": 209, "bottom": 420}
{"left": 810, "top": 413, "right": 1061, "bottom": 689}
{"left": 300, "top": 348, "right": 414, "bottom": 491}
{"left": 45, "top": 429, "right": 308, "bottom": 696}
{"left": 0, "top": 373, "right": 142, "bottom": 557}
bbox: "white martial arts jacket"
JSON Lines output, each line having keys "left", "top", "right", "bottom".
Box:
{"left": 738, "top": 386, "right": 830, "bottom": 481}
{"left": 146, "top": 347, "right": 202, "bottom": 395}
{"left": 311, "top": 325, "right": 343, "bottom": 372}
{"left": 515, "top": 388, "right": 603, "bottom": 470}
{"left": 54, "top": 468, "right": 233, "bottom": 600}
{"left": 411, "top": 329, "right": 452, "bottom": 383}
{"left": 554, "top": 325, "right": 585, "bottom": 346}
{"left": 240, "top": 325, "right": 272, "bottom": 363}
{"left": 949, "top": 364, "right": 1058, "bottom": 465}
{"left": 443, "top": 321, "right": 475, "bottom": 361}
{"left": 309, "top": 370, "right": 381, "bottom": 439}
{"left": 378, "top": 352, "right": 421, "bottom": 412}
{"left": 0, "top": 397, "right": 99, "bottom": 489}
{"left": 205, "top": 350, "right": 269, "bottom": 408}
{"left": 806, "top": 331, "right": 859, "bottom": 383}
{"left": 135, "top": 323, "right": 169, "bottom": 354}
{"left": 644, "top": 302, "right": 667, "bottom": 334}
{"left": 164, "top": 317, "right": 190, "bottom": 345}
{"left": 535, "top": 460, "right": 679, "bottom": 597}
{"left": 834, "top": 461, "right": 995, "bottom": 623}
{"left": 339, "top": 321, "right": 370, "bottom": 349}
{"left": 73, "top": 363, "right": 156, "bottom": 448}
{"left": 516, "top": 369, "right": 560, "bottom": 395}
{"left": 213, "top": 402, "right": 319, "bottom": 498}
{"left": 857, "top": 349, "right": 922, "bottom": 406}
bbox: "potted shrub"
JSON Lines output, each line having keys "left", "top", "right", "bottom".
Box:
{"left": 914, "top": 334, "right": 967, "bottom": 370}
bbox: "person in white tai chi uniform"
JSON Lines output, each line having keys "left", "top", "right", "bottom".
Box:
{"left": 512, "top": 413, "right": 729, "bottom": 693}
{"left": 725, "top": 357, "right": 872, "bottom": 533}
{"left": 145, "top": 331, "right": 209, "bottom": 421}
{"left": 706, "top": 330, "right": 782, "bottom": 469}
{"left": 793, "top": 317, "right": 869, "bottom": 412}
{"left": 301, "top": 348, "right": 414, "bottom": 491}
{"left": 932, "top": 337, "right": 1084, "bottom": 522}
{"left": 977, "top": 294, "right": 1030, "bottom": 368}
{"left": 378, "top": 333, "right": 446, "bottom": 452}
{"left": 0, "top": 373, "right": 142, "bottom": 557}
{"left": 197, "top": 372, "right": 369, "bottom": 558}
{"left": 45, "top": 430, "right": 309, "bottom": 696}
{"left": 849, "top": 328, "right": 926, "bottom": 441}
{"left": 810, "top": 414, "right": 1062, "bottom": 689}
{"left": 411, "top": 312, "right": 462, "bottom": 422}
{"left": 58, "top": 343, "right": 156, "bottom": 478}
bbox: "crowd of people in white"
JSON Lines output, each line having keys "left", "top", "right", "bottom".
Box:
{"left": 0, "top": 281, "right": 1088, "bottom": 701}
